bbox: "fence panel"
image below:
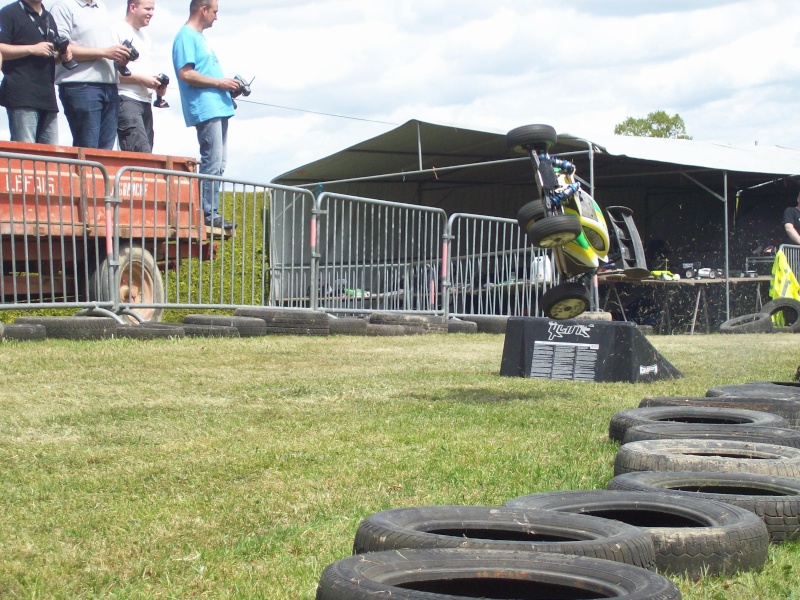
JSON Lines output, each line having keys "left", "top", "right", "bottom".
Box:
{"left": 445, "top": 213, "right": 560, "bottom": 318}
{"left": 781, "top": 244, "right": 800, "bottom": 278}
{"left": 313, "top": 193, "right": 447, "bottom": 315}
{"left": 0, "top": 151, "right": 113, "bottom": 314}
{"left": 113, "top": 167, "right": 313, "bottom": 319}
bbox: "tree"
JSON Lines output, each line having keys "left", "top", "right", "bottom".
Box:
{"left": 614, "top": 110, "right": 692, "bottom": 139}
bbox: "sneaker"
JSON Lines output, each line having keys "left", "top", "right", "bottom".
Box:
{"left": 205, "top": 215, "right": 237, "bottom": 230}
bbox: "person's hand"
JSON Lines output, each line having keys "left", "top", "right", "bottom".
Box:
{"left": 61, "top": 48, "right": 73, "bottom": 63}
{"left": 143, "top": 74, "right": 164, "bottom": 90}
{"left": 31, "top": 41, "right": 55, "bottom": 58}
{"left": 106, "top": 44, "right": 131, "bottom": 64}
{"left": 217, "top": 77, "right": 240, "bottom": 93}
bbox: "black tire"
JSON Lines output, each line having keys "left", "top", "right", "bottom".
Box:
{"left": 115, "top": 323, "right": 185, "bottom": 340}
{"left": 1, "top": 323, "right": 46, "bottom": 342}
{"left": 623, "top": 423, "right": 800, "bottom": 448}
{"left": 93, "top": 245, "right": 165, "bottom": 323}
{"left": 181, "top": 323, "right": 240, "bottom": 338}
{"left": 614, "top": 438, "right": 800, "bottom": 478}
{"left": 447, "top": 319, "right": 478, "bottom": 334}
{"left": 527, "top": 214, "right": 582, "bottom": 247}
{"left": 458, "top": 315, "right": 507, "bottom": 334}
{"left": 261, "top": 325, "right": 329, "bottom": 336}
{"left": 503, "top": 489, "right": 769, "bottom": 578}
{"left": 370, "top": 313, "right": 447, "bottom": 333}
{"left": 707, "top": 381, "right": 800, "bottom": 401}
{"left": 608, "top": 406, "right": 789, "bottom": 443}
{"left": 183, "top": 314, "right": 267, "bottom": 337}
{"left": 516, "top": 200, "right": 546, "bottom": 230}
{"left": 506, "top": 124, "right": 558, "bottom": 153}
{"left": 316, "top": 548, "right": 680, "bottom": 600}
{"left": 541, "top": 282, "right": 590, "bottom": 320}
{"left": 352, "top": 505, "right": 656, "bottom": 569}
{"left": 719, "top": 312, "right": 773, "bottom": 334}
{"left": 14, "top": 316, "right": 118, "bottom": 340}
{"left": 761, "top": 297, "right": 800, "bottom": 331}
{"left": 640, "top": 395, "right": 800, "bottom": 430}
{"left": 328, "top": 317, "right": 368, "bottom": 335}
{"left": 234, "top": 307, "right": 330, "bottom": 329}
{"left": 365, "top": 324, "right": 405, "bottom": 336}
{"left": 608, "top": 470, "right": 800, "bottom": 542}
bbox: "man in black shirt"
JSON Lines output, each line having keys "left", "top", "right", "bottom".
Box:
{"left": 784, "top": 192, "right": 800, "bottom": 246}
{"left": 0, "top": 0, "right": 72, "bottom": 143}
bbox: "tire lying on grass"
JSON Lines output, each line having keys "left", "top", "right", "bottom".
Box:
{"left": 719, "top": 312, "right": 773, "bottom": 333}
{"left": 181, "top": 323, "right": 240, "bottom": 338}
{"left": 608, "top": 470, "right": 800, "bottom": 542}
{"left": 182, "top": 314, "right": 266, "bottom": 337}
{"left": 614, "top": 439, "right": 800, "bottom": 478}
{"left": 316, "top": 548, "right": 681, "bottom": 600}
{"left": 369, "top": 312, "right": 448, "bottom": 334}
{"left": 327, "top": 317, "right": 368, "bottom": 335}
{"left": 14, "top": 316, "right": 119, "bottom": 340}
{"left": 760, "top": 297, "right": 800, "bottom": 332}
{"left": 115, "top": 322, "right": 186, "bottom": 340}
{"left": 446, "top": 318, "right": 478, "bottom": 334}
{"left": 503, "top": 489, "right": 769, "bottom": 578}
{"left": 365, "top": 324, "right": 406, "bottom": 336}
{"left": 640, "top": 396, "right": 800, "bottom": 430}
{"left": 1, "top": 323, "right": 46, "bottom": 342}
{"left": 608, "top": 406, "right": 788, "bottom": 443}
{"left": 622, "top": 423, "right": 800, "bottom": 448}
{"left": 352, "top": 505, "right": 656, "bottom": 569}
{"left": 706, "top": 381, "right": 800, "bottom": 401}
{"left": 234, "top": 307, "right": 330, "bottom": 335}
{"left": 458, "top": 315, "right": 508, "bottom": 334}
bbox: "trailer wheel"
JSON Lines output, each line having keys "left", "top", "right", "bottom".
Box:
{"left": 506, "top": 124, "right": 558, "bottom": 153}
{"left": 95, "top": 246, "right": 164, "bottom": 323}
{"left": 541, "top": 282, "right": 590, "bottom": 320}
{"left": 527, "top": 215, "right": 582, "bottom": 247}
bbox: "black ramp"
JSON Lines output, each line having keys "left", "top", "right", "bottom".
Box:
{"left": 500, "top": 317, "right": 683, "bottom": 383}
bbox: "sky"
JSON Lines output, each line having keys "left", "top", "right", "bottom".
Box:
{"left": 25, "top": 0, "right": 800, "bottom": 183}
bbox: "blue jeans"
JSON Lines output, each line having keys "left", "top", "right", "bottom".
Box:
{"left": 58, "top": 83, "right": 119, "bottom": 149}
{"left": 195, "top": 117, "right": 229, "bottom": 218}
{"left": 7, "top": 108, "right": 59, "bottom": 144}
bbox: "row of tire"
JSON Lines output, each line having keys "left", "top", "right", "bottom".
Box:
{"left": 720, "top": 297, "right": 800, "bottom": 334}
{"left": 0, "top": 310, "right": 502, "bottom": 342}
{"left": 316, "top": 381, "right": 800, "bottom": 599}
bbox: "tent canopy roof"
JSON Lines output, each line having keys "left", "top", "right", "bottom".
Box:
{"left": 273, "top": 119, "right": 800, "bottom": 190}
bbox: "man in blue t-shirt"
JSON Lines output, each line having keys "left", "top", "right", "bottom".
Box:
{"left": 172, "top": 0, "right": 239, "bottom": 230}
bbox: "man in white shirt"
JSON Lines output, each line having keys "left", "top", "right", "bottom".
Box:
{"left": 115, "top": 0, "right": 166, "bottom": 152}
{"left": 51, "top": 0, "right": 131, "bottom": 149}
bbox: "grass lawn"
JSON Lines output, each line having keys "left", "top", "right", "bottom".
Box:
{"left": 0, "top": 330, "right": 798, "bottom": 599}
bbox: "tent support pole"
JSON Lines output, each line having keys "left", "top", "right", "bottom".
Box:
{"left": 417, "top": 122, "right": 423, "bottom": 171}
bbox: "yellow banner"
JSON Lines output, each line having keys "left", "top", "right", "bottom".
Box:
{"left": 769, "top": 250, "right": 800, "bottom": 325}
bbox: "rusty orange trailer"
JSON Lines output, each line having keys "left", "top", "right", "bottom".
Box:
{"left": 0, "top": 141, "right": 215, "bottom": 320}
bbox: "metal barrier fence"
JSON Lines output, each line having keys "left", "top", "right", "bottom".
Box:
{"left": 113, "top": 167, "right": 314, "bottom": 320}
{"left": 780, "top": 244, "right": 800, "bottom": 279}
{"left": 444, "top": 213, "right": 559, "bottom": 318}
{"left": 0, "top": 151, "right": 114, "bottom": 314}
{"left": 310, "top": 192, "right": 447, "bottom": 315}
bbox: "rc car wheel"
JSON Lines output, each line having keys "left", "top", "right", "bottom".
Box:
{"left": 506, "top": 124, "right": 558, "bottom": 153}
{"left": 527, "top": 214, "right": 582, "bottom": 247}
{"left": 541, "top": 282, "right": 590, "bottom": 320}
{"left": 516, "top": 200, "right": 546, "bottom": 231}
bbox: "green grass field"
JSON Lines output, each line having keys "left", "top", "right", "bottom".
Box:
{"left": 0, "top": 331, "right": 798, "bottom": 598}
